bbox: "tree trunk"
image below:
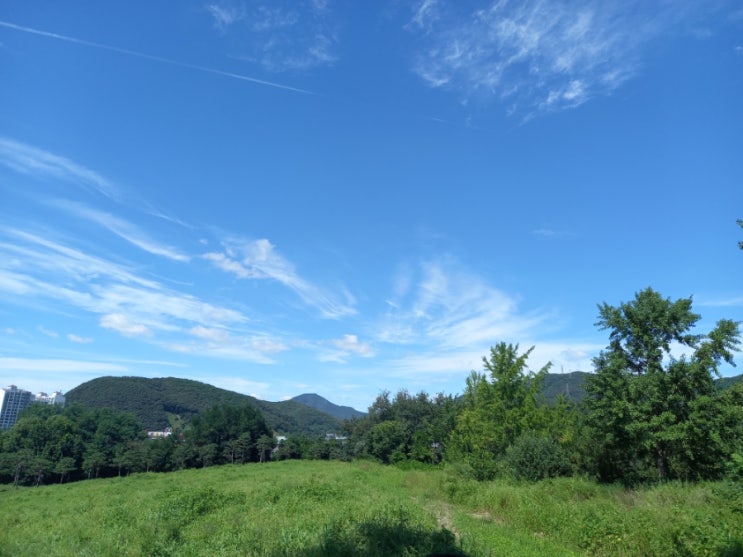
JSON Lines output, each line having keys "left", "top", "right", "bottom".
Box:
{"left": 656, "top": 445, "right": 667, "bottom": 481}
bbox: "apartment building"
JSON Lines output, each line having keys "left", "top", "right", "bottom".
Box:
{"left": 0, "top": 385, "right": 66, "bottom": 429}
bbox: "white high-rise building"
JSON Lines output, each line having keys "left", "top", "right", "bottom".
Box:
{"left": 0, "top": 385, "right": 66, "bottom": 429}
{"left": 0, "top": 385, "right": 34, "bottom": 430}
{"left": 35, "top": 391, "right": 66, "bottom": 406}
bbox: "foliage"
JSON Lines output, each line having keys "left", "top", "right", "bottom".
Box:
{"left": 187, "top": 403, "right": 272, "bottom": 466}
{"left": 0, "top": 399, "right": 278, "bottom": 485}
{"left": 0, "top": 403, "right": 144, "bottom": 484}
{"left": 345, "top": 390, "right": 459, "bottom": 465}
{"left": 584, "top": 288, "right": 741, "bottom": 483}
{"left": 449, "top": 343, "right": 554, "bottom": 480}
{"left": 505, "top": 434, "right": 572, "bottom": 481}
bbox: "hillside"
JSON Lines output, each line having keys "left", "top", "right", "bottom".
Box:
{"left": 716, "top": 374, "right": 743, "bottom": 390}
{"left": 542, "top": 371, "right": 590, "bottom": 403}
{"left": 65, "top": 376, "right": 341, "bottom": 435}
{"left": 291, "top": 393, "right": 366, "bottom": 420}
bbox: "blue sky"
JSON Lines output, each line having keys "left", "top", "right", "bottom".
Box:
{"left": 1, "top": 1, "right": 742, "bottom": 412}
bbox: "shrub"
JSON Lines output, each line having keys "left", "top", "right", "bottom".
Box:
{"left": 505, "top": 434, "right": 571, "bottom": 481}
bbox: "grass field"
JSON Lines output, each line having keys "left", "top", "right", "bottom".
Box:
{"left": 1, "top": 460, "right": 741, "bottom": 556}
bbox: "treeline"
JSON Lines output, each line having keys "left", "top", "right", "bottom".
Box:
{"left": 0, "top": 402, "right": 278, "bottom": 486}
{"left": 315, "top": 288, "right": 743, "bottom": 485}
{"left": 2, "top": 288, "right": 742, "bottom": 487}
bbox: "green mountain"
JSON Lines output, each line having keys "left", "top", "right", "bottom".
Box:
{"left": 542, "top": 372, "right": 590, "bottom": 404}
{"left": 540, "top": 371, "right": 743, "bottom": 405}
{"left": 65, "top": 376, "right": 341, "bottom": 436}
{"left": 716, "top": 374, "right": 743, "bottom": 390}
{"left": 291, "top": 393, "right": 366, "bottom": 420}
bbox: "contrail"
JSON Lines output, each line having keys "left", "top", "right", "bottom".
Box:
{"left": 0, "top": 20, "right": 317, "bottom": 96}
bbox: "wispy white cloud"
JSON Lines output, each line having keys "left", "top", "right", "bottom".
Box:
{"left": 318, "top": 333, "right": 375, "bottom": 363}
{"left": 1, "top": 230, "right": 160, "bottom": 289}
{"left": 332, "top": 334, "right": 373, "bottom": 356}
{"left": 180, "top": 325, "right": 288, "bottom": 362}
{"left": 410, "top": 0, "right": 442, "bottom": 31}
{"left": 67, "top": 333, "right": 93, "bottom": 344}
{"left": 100, "top": 313, "right": 151, "bottom": 338}
{"left": 696, "top": 296, "right": 743, "bottom": 308}
{"left": 210, "top": 1, "right": 338, "bottom": 72}
{"left": 0, "top": 136, "right": 120, "bottom": 200}
{"left": 56, "top": 201, "right": 190, "bottom": 262}
{"left": 367, "top": 257, "right": 603, "bottom": 381}
{"left": 207, "top": 3, "right": 246, "bottom": 31}
{"left": 205, "top": 238, "right": 356, "bottom": 318}
{"left": 408, "top": 0, "right": 732, "bottom": 118}
{"left": 378, "top": 258, "right": 546, "bottom": 349}
{"left": 0, "top": 228, "right": 260, "bottom": 361}
{"left": 0, "top": 140, "right": 303, "bottom": 367}
{"left": 0, "top": 357, "right": 126, "bottom": 373}
{"left": 37, "top": 326, "right": 59, "bottom": 338}
{"left": 0, "top": 20, "right": 315, "bottom": 95}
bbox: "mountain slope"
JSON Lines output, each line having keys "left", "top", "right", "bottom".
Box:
{"left": 541, "top": 372, "right": 590, "bottom": 404}
{"left": 541, "top": 371, "right": 743, "bottom": 405}
{"left": 291, "top": 393, "right": 366, "bottom": 420}
{"left": 65, "top": 376, "right": 340, "bottom": 435}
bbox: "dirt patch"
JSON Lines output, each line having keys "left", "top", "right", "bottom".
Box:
{"left": 470, "top": 510, "right": 504, "bottom": 525}
{"left": 429, "top": 501, "right": 461, "bottom": 541}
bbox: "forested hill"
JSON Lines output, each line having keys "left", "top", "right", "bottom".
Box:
{"left": 65, "top": 376, "right": 341, "bottom": 435}
{"left": 541, "top": 372, "right": 590, "bottom": 403}
{"left": 536, "top": 371, "right": 741, "bottom": 404}
{"left": 291, "top": 393, "right": 366, "bottom": 420}
{"left": 717, "top": 374, "right": 743, "bottom": 390}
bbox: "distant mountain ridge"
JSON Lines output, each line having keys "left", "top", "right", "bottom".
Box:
{"left": 540, "top": 371, "right": 742, "bottom": 405}
{"left": 291, "top": 393, "right": 366, "bottom": 420}
{"left": 541, "top": 371, "right": 590, "bottom": 403}
{"left": 65, "top": 377, "right": 342, "bottom": 435}
{"left": 64, "top": 373, "right": 742, "bottom": 435}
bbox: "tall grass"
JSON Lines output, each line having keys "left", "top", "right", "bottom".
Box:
{"left": 1, "top": 460, "right": 741, "bottom": 556}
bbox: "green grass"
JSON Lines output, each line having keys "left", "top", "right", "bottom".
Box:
{"left": 1, "top": 460, "right": 741, "bottom": 556}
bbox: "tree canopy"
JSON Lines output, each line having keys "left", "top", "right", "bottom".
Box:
{"left": 585, "top": 287, "right": 741, "bottom": 483}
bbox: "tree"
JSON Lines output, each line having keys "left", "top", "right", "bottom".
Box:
{"left": 348, "top": 390, "right": 458, "bottom": 464}
{"left": 256, "top": 435, "right": 276, "bottom": 463}
{"left": 368, "top": 421, "right": 408, "bottom": 464}
{"left": 54, "top": 456, "right": 77, "bottom": 483}
{"left": 187, "top": 403, "right": 271, "bottom": 465}
{"left": 585, "top": 288, "right": 740, "bottom": 483}
{"left": 450, "top": 342, "right": 551, "bottom": 480}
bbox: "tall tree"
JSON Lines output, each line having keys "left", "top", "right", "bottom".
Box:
{"left": 585, "top": 288, "right": 740, "bottom": 483}
{"left": 450, "top": 342, "right": 551, "bottom": 479}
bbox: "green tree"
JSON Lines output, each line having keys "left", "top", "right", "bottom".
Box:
{"left": 256, "top": 434, "right": 275, "bottom": 463}
{"left": 53, "top": 456, "right": 77, "bottom": 483}
{"left": 368, "top": 420, "right": 408, "bottom": 464}
{"left": 349, "top": 390, "right": 458, "bottom": 464}
{"left": 450, "top": 342, "right": 551, "bottom": 480}
{"left": 188, "top": 403, "right": 271, "bottom": 465}
{"left": 82, "top": 450, "right": 107, "bottom": 479}
{"left": 585, "top": 288, "right": 740, "bottom": 483}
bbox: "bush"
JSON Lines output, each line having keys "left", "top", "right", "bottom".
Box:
{"left": 505, "top": 434, "right": 571, "bottom": 481}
